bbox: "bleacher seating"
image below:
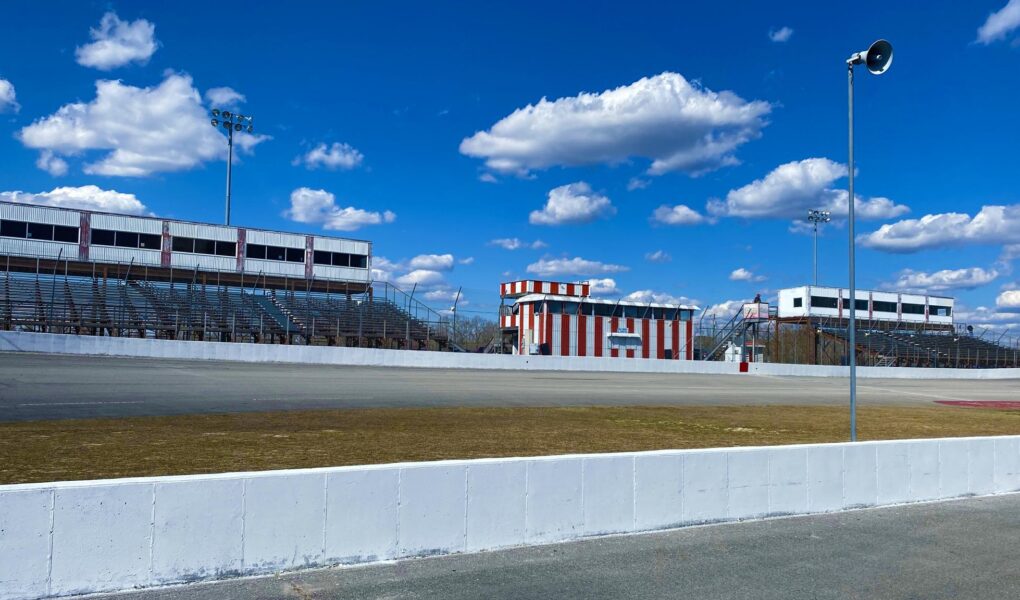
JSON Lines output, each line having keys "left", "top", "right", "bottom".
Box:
{"left": 821, "top": 327, "right": 1017, "bottom": 368}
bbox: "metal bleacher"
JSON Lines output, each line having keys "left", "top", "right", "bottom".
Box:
{"left": 822, "top": 327, "right": 1018, "bottom": 368}
{"left": 1, "top": 268, "right": 450, "bottom": 350}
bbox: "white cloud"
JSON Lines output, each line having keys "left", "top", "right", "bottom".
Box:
{"left": 624, "top": 290, "right": 696, "bottom": 306}
{"left": 460, "top": 72, "right": 771, "bottom": 177}
{"left": 702, "top": 299, "right": 750, "bottom": 319}
{"left": 645, "top": 250, "right": 671, "bottom": 263}
{"left": 526, "top": 257, "right": 629, "bottom": 278}
{"left": 729, "top": 268, "right": 766, "bottom": 282}
{"left": 284, "top": 187, "right": 396, "bottom": 232}
{"left": 459, "top": 257, "right": 474, "bottom": 265}
{"left": 0, "top": 185, "right": 148, "bottom": 215}
{"left": 489, "top": 238, "right": 546, "bottom": 250}
{"left": 627, "top": 178, "right": 650, "bottom": 191}
{"left": 769, "top": 26, "right": 794, "bottom": 42}
{"left": 529, "top": 182, "right": 615, "bottom": 226}
{"left": 954, "top": 304, "right": 1020, "bottom": 329}
{"left": 889, "top": 267, "right": 999, "bottom": 293}
{"left": 977, "top": 0, "right": 1020, "bottom": 44}
{"left": 588, "top": 278, "right": 620, "bottom": 296}
{"left": 35, "top": 151, "right": 68, "bottom": 177}
{"left": 204, "top": 87, "right": 245, "bottom": 107}
{"left": 707, "top": 158, "right": 909, "bottom": 221}
{"left": 0, "top": 78, "right": 19, "bottom": 113}
{"left": 1002, "top": 244, "right": 1020, "bottom": 262}
{"left": 294, "top": 142, "right": 364, "bottom": 171}
{"left": 18, "top": 73, "right": 268, "bottom": 177}
{"left": 395, "top": 269, "right": 445, "bottom": 288}
{"left": 998, "top": 289, "right": 1020, "bottom": 310}
{"left": 651, "top": 204, "right": 707, "bottom": 226}
{"left": 859, "top": 205, "right": 1020, "bottom": 253}
{"left": 478, "top": 172, "right": 499, "bottom": 184}
{"left": 371, "top": 256, "right": 398, "bottom": 283}
{"left": 423, "top": 288, "right": 463, "bottom": 303}
{"left": 408, "top": 253, "right": 455, "bottom": 271}
{"left": 75, "top": 12, "right": 158, "bottom": 70}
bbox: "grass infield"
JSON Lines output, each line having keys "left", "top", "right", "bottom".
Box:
{"left": 2, "top": 404, "right": 1020, "bottom": 484}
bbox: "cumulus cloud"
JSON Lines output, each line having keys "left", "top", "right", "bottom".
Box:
{"left": 977, "top": 0, "right": 1020, "bottom": 44}
{"left": 204, "top": 87, "right": 245, "bottom": 107}
{"left": 859, "top": 205, "right": 1020, "bottom": 253}
{"left": 294, "top": 142, "right": 364, "bottom": 171}
{"left": 889, "top": 267, "right": 999, "bottom": 293}
{"left": 408, "top": 253, "right": 455, "bottom": 271}
{"left": 998, "top": 289, "right": 1020, "bottom": 311}
{"left": 729, "top": 268, "right": 766, "bottom": 282}
{"left": 460, "top": 72, "right": 770, "bottom": 177}
{"left": 702, "top": 299, "right": 751, "bottom": 319}
{"left": 395, "top": 269, "right": 445, "bottom": 288}
{"left": 645, "top": 250, "right": 671, "bottom": 263}
{"left": 371, "top": 256, "right": 398, "bottom": 283}
{"left": 75, "top": 12, "right": 158, "bottom": 70}
{"left": 1002, "top": 244, "right": 1020, "bottom": 262}
{"left": 18, "top": 73, "right": 268, "bottom": 177}
{"left": 489, "top": 238, "right": 547, "bottom": 250}
{"left": 526, "top": 257, "right": 629, "bottom": 278}
{"left": 707, "top": 158, "right": 909, "bottom": 221}
{"left": 529, "top": 182, "right": 615, "bottom": 226}
{"left": 35, "top": 151, "right": 68, "bottom": 177}
{"left": 0, "top": 78, "right": 19, "bottom": 113}
{"left": 624, "top": 290, "right": 697, "bottom": 306}
{"left": 769, "top": 26, "right": 794, "bottom": 42}
{"left": 651, "top": 204, "right": 707, "bottom": 226}
{"left": 588, "top": 278, "right": 620, "bottom": 296}
{"left": 954, "top": 304, "right": 1020, "bottom": 329}
{"left": 284, "top": 187, "right": 395, "bottom": 231}
{"left": 0, "top": 185, "right": 148, "bottom": 215}
{"left": 627, "top": 178, "right": 650, "bottom": 191}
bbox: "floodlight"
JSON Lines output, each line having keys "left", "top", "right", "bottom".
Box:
{"left": 210, "top": 118, "right": 219, "bottom": 127}
{"left": 234, "top": 123, "right": 242, "bottom": 131}
{"left": 212, "top": 109, "right": 220, "bottom": 117}
{"left": 222, "top": 111, "right": 232, "bottom": 119}
{"left": 246, "top": 125, "right": 253, "bottom": 133}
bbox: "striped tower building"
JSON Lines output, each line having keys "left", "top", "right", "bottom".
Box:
{"left": 499, "top": 280, "right": 698, "bottom": 359}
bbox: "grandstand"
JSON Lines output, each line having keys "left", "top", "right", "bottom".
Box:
{"left": 0, "top": 201, "right": 450, "bottom": 349}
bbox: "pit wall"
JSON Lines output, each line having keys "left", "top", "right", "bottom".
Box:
{"left": 1, "top": 330, "right": 1018, "bottom": 379}
{"left": 2, "top": 436, "right": 1020, "bottom": 599}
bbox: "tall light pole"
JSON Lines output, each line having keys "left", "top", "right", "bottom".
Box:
{"left": 846, "top": 39, "right": 893, "bottom": 441}
{"left": 210, "top": 109, "right": 255, "bottom": 226}
{"left": 806, "top": 209, "right": 831, "bottom": 286}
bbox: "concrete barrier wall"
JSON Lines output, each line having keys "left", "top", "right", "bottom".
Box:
{"left": 2, "top": 436, "right": 1019, "bottom": 599}
{"left": 2, "top": 331, "right": 1018, "bottom": 379}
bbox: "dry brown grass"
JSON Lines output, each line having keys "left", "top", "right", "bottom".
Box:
{"left": 2, "top": 404, "right": 1020, "bottom": 484}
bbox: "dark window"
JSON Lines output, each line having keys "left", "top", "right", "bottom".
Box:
{"left": 191, "top": 239, "right": 214, "bottom": 255}
{"left": 545, "top": 301, "right": 562, "bottom": 314}
{"left": 267, "top": 246, "right": 287, "bottom": 261}
{"left": 873, "top": 300, "right": 896, "bottom": 313}
{"left": 246, "top": 243, "right": 267, "bottom": 260}
{"left": 561, "top": 301, "right": 579, "bottom": 314}
{"left": 138, "top": 233, "right": 161, "bottom": 249}
{"left": 0, "top": 220, "right": 27, "bottom": 238}
{"left": 332, "top": 252, "right": 351, "bottom": 267}
{"left": 593, "top": 303, "right": 614, "bottom": 317}
{"left": 91, "top": 229, "right": 116, "bottom": 246}
{"left": 854, "top": 299, "right": 869, "bottom": 312}
{"left": 793, "top": 297, "right": 803, "bottom": 308}
{"left": 27, "top": 223, "right": 54, "bottom": 240}
{"left": 114, "top": 232, "right": 138, "bottom": 248}
{"left": 285, "top": 248, "right": 304, "bottom": 263}
{"left": 350, "top": 254, "right": 368, "bottom": 269}
{"left": 901, "top": 303, "right": 925, "bottom": 315}
{"left": 623, "top": 305, "right": 642, "bottom": 318}
{"left": 53, "top": 225, "right": 79, "bottom": 243}
{"left": 313, "top": 250, "right": 332, "bottom": 265}
{"left": 172, "top": 236, "right": 193, "bottom": 252}
{"left": 215, "top": 241, "right": 236, "bottom": 257}
{"left": 811, "top": 296, "right": 839, "bottom": 309}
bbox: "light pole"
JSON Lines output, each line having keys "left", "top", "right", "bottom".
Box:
{"left": 806, "top": 209, "right": 831, "bottom": 286}
{"left": 846, "top": 39, "right": 893, "bottom": 442}
{"left": 210, "top": 109, "right": 255, "bottom": 226}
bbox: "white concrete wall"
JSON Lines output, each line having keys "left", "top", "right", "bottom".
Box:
{"left": 1, "top": 436, "right": 1019, "bottom": 599}
{"left": 1, "top": 331, "right": 1018, "bottom": 380}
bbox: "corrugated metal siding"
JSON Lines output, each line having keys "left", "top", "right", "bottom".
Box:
{"left": 311, "top": 265, "right": 371, "bottom": 283}
{"left": 90, "top": 247, "right": 162, "bottom": 266}
{"left": 243, "top": 258, "right": 305, "bottom": 278}
{"left": 91, "top": 214, "right": 162, "bottom": 235}
{"left": 313, "top": 237, "right": 369, "bottom": 255}
{"left": 0, "top": 204, "right": 79, "bottom": 226}
{"left": 0, "top": 238, "right": 78, "bottom": 259}
{"left": 167, "top": 222, "right": 236, "bottom": 242}
{"left": 171, "top": 253, "right": 236, "bottom": 271}
{"left": 245, "top": 230, "right": 306, "bottom": 248}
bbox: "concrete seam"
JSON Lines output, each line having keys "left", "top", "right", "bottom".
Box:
{"left": 840, "top": 446, "right": 846, "bottom": 509}
{"left": 240, "top": 479, "right": 247, "bottom": 568}
{"left": 395, "top": 469, "right": 402, "bottom": 554}
{"left": 321, "top": 474, "right": 328, "bottom": 560}
{"left": 148, "top": 483, "right": 156, "bottom": 583}
{"left": 580, "top": 458, "right": 586, "bottom": 536}
{"left": 46, "top": 487, "right": 55, "bottom": 597}
{"left": 631, "top": 456, "right": 637, "bottom": 532}
{"left": 937, "top": 442, "right": 943, "bottom": 499}
{"left": 462, "top": 466, "right": 469, "bottom": 551}
{"left": 523, "top": 461, "right": 530, "bottom": 540}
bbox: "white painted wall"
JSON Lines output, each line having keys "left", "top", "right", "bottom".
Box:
{"left": 1, "top": 331, "right": 1017, "bottom": 380}
{"left": 1, "top": 436, "right": 1018, "bottom": 599}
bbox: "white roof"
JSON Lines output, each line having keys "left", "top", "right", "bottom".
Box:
{"left": 514, "top": 293, "right": 699, "bottom": 311}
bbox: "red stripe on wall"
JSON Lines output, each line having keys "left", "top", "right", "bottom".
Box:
{"left": 561, "top": 314, "right": 570, "bottom": 356}
{"left": 642, "top": 319, "right": 650, "bottom": 359}
{"left": 672, "top": 319, "right": 681, "bottom": 361}
{"left": 546, "top": 312, "right": 553, "bottom": 355}
{"left": 578, "top": 314, "right": 587, "bottom": 357}
{"left": 626, "top": 318, "right": 635, "bottom": 359}
{"left": 686, "top": 320, "right": 693, "bottom": 360}
{"left": 656, "top": 319, "right": 665, "bottom": 359}
{"left": 610, "top": 317, "right": 619, "bottom": 358}
{"left": 594, "top": 316, "right": 603, "bottom": 357}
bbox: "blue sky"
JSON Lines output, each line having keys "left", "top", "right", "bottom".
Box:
{"left": 1, "top": 1, "right": 1020, "bottom": 326}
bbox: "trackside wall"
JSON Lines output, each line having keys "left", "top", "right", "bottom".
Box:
{"left": 2, "top": 436, "right": 1019, "bottom": 599}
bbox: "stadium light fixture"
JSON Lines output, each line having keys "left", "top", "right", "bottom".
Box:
{"left": 210, "top": 108, "right": 255, "bottom": 226}
{"left": 806, "top": 209, "right": 831, "bottom": 286}
{"left": 846, "top": 39, "right": 893, "bottom": 442}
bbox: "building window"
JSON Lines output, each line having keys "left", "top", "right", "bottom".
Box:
{"left": 138, "top": 233, "right": 161, "bottom": 249}
{"left": 172, "top": 236, "right": 193, "bottom": 252}
{"left": 193, "top": 239, "right": 216, "bottom": 255}
{"left": 933, "top": 306, "right": 952, "bottom": 317}
{"left": 114, "top": 232, "right": 139, "bottom": 248}
{"left": 793, "top": 297, "right": 803, "bottom": 308}
{"left": 27, "top": 222, "right": 54, "bottom": 240}
{"left": 872, "top": 300, "right": 897, "bottom": 313}
{"left": 91, "top": 229, "right": 116, "bottom": 246}
{"left": 247, "top": 243, "right": 267, "bottom": 260}
{"left": 171, "top": 236, "right": 235, "bottom": 256}
{"left": 53, "top": 225, "right": 79, "bottom": 243}
{"left": 0, "top": 220, "right": 27, "bottom": 238}
{"left": 313, "top": 250, "right": 332, "bottom": 265}
{"left": 1, "top": 220, "right": 80, "bottom": 243}
{"left": 854, "top": 299, "right": 869, "bottom": 312}
{"left": 901, "top": 303, "right": 925, "bottom": 315}
{"left": 810, "top": 296, "right": 839, "bottom": 309}
{"left": 285, "top": 248, "right": 304, "bottom": 263}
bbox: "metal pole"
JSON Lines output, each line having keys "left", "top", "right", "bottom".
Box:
{"left": 225, "top": 127, "right": 234, "bottom": 226}
{"left": 848, "top": 62, "right": 858, "bottom": 442}
{"left": 813, "top": 220, "right": 819, "bottom": 286}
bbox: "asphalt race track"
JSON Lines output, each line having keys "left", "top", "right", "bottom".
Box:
{"left": 2, "top": 353, "right": 1018, "bottom": 422}
{"left": 96, "top": 494, "right": 1020, "bottom": 600}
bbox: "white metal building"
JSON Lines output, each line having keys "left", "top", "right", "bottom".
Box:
{"left": 777, "top": 286, "right": 954, "bottom": 327}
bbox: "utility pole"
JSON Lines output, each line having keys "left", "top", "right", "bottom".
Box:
{"left": 210, "top": 110, "right": 255, "bottom": 225}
